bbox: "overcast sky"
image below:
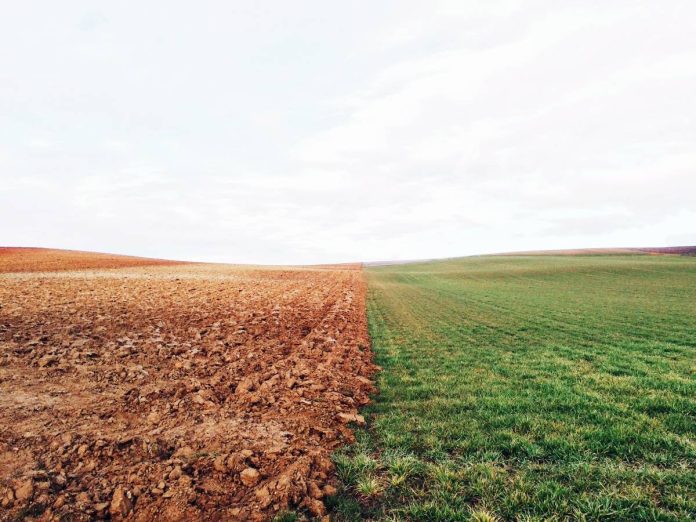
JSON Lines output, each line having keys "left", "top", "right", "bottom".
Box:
{"left": 2, "top": 1, "right": 695, "bottom": 264}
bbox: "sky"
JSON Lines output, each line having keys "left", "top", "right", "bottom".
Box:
{"left": 1, "top": 1, "right": 695, "bottom": 264}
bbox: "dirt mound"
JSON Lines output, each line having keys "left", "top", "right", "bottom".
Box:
{"left": 0, "top": 248, "right": 185, "bottom": 273}
{"left": 0, "top": 262, "right": 376, "bottom": 520}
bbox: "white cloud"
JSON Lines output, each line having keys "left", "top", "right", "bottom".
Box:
{"left": 1, "top": 1, "right": 695, "bottom": 264}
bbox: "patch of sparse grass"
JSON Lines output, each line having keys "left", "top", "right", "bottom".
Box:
{"left": 334, "top": 449, "right": 379, "bottom": 486}
{"left": 332, "top": 255, "right": 696, "bottom": 520}
{"left": 356, "top": 475, "right": 384, "bottom": 497}
{"left": 272, "top": 511, "right": 300, "bottom": 522}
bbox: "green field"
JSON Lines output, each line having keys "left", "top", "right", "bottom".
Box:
{"left": 330, "top": 255, "right": 696, "bottom": 521}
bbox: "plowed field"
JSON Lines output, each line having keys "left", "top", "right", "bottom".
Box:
{"left": 0, "top": 248, "right": 184, "bottom": 273}
{"left": 0, "top": 249, "right": 376, "bottom": 521}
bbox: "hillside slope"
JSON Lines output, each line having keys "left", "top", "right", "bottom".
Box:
{"left": 0, "top": 247, "right": 185, "bottom": 273}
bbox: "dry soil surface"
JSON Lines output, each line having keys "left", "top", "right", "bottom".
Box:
{"left": 0, "top": 249, "right": 376, "bottom": 521}
{"left": 0, "top": 248, "right": 184, "bottom": 273}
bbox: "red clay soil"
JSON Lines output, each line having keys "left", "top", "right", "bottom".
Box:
{"left": 0, "top": 248, "right": 184, "bottom": 273}
{"left": 0, "top": 251, "right": 376, "bottom": 521}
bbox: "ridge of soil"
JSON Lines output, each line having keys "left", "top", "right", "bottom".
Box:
{"left": 0, "top": 255, "right": 376, "bottom": 521}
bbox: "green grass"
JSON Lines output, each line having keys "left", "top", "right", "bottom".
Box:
{"left": 332, "top": 255, "right": 696, "bottom": 521}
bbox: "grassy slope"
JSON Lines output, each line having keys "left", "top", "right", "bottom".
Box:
{"left": 330, "top": 255, "right": 696, "bottom": 521}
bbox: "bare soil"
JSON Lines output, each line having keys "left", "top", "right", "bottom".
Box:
{"left": 0, "top": 248, "right": 184, "bottom": 273}
{"left": 0, "top": 249, "right": 376, "bottom": 521}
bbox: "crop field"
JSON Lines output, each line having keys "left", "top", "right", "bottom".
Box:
{"left": 0, "top": 249, "right": 376, "bottom": 521}
{"left": 333, "top": 255, "right": 696, "bottom": 520}
{"left": 2, "top": 249, "right": 694, "bottom": 521}
{"left": 0, "top": 247, "right": 184, "bottom": 273}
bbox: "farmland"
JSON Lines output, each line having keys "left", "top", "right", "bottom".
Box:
{"left": 0, "top": 249, "right": 376, "bottom": 520}
{"left": 1, "top": 249, "right": 695, "bottom": 521}
{"left": 334, "top": 255, "right": 696, "bottom": 520}
{"left": 0, "top": 247, "right": 183, "bottom": 273}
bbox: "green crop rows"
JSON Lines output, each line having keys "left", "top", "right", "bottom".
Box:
{"left": 329, "top": 255, "right": 696, "bottom": 521}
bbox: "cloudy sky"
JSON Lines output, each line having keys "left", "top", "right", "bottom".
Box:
{"left": 2, "top": 1, "right": 695, "bottom": 264}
